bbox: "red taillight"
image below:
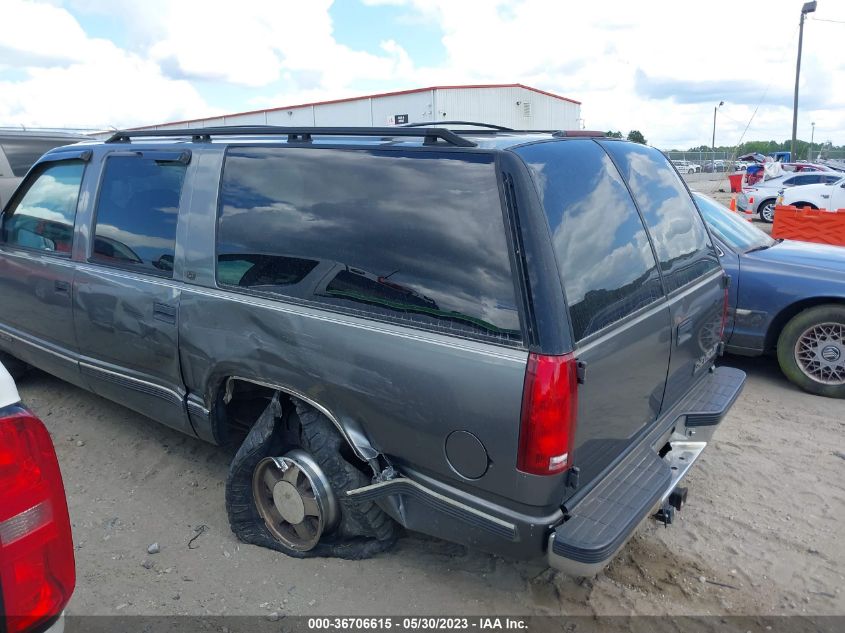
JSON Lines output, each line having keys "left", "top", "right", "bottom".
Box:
{"left": 517, "top": 353, "right": 578, "bottom": 476}
{"left": 0, "top": 407, "right": 75, "bottom": 633}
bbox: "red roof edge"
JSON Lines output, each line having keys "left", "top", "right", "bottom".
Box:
{"left": 132, "top": 83, "right": 581, "bottom": 129}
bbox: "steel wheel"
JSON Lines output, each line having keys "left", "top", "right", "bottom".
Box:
{"left": 759, "top": 200, "right": 775, "bottom": 223}
{"left": 252, "top": 450, "right": 339, "bottom": 551}
{"left": 794, "top": 322, "right": 845, "bottom": 386}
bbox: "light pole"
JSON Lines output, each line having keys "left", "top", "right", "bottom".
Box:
{"left": 791, "top": 1, "right": 817, "bottom": 160}
{"left": 809, "top": 121, "right": 815, "bottom": 160}
{"left": 712, "top": 101, "right": 723, "bottom": 166}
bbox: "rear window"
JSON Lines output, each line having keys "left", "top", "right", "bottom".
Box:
{"left": 91, "top": 154, "right": 186, "bottom": 277}
{"left": 600, "top": 141, "right": 720, "bottom": 293}
{"left": 515, "top": 139, "right": 664, "bottom": 341}
{"left": 216, "top": 147, "right": 521, "bottom": 343}
{"left": 0, "top": 138, "right": 76, "bottom": 177}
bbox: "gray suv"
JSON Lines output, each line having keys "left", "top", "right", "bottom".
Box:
{"left": 0, "top": 125, "right": 745, "bottom": 574}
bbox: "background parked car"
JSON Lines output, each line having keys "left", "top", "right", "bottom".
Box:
{"left": 0, "top": 361, "right": 75, "bottom": 633}
{"left": 694, "top": 192, "right": 845, "bottom": 398}
{"left": 739, "top": 172, "right": 843, "bottom": 222}
{"left": 703, "top": 159, "right": 727, "bottom": 173}
{"left": 671, "top": 159, "right": 701, "bottom": 174}
{"left": 777, "top": 177, "right": 845, "bottom": 211}
{"left": 0, "top": 130, "right": 86, "bottom": 209}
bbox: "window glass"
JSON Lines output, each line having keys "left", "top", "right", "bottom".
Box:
{"left": 92, "top": 155, "right": 186, "bottom": 276}
{"left": 693, "top": 193, "right": 774, "bottom": 253}
{"left": 217, "top": 148, "right": 521, "bottom": 342}
{"left": 601, "top": 141, "right": 720, "bottom": 292}
{"left": 1, "top": 160, "right": 84, "bottom": 253}
{"left": 515, "top": 139, "right": 664, "bottom": 341}
{"left": 0, "top": 138, "right": 76, "bottom": 177}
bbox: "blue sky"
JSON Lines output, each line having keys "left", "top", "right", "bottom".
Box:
{"left": 1, "top": 0, "right": 843, "bottom": 148}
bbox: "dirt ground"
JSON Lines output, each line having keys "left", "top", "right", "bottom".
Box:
{"left": 16, "top": 349, "right": 844, "bottom": 618}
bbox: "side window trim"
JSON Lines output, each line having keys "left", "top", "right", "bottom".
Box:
{"left": 0, "top": 156, "right": 88, "bottom": 257}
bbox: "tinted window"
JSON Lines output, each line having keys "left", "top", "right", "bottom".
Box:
{"left": 0, "top": 138, "right": 76, "bottom": 177}
{"left": 217, "top": 148, "right": 520, "bottom": 342}
{"left": 601, "top": 142, "right": 720, "bottom": 293}
{"left": 1, "top": 160, "right": 84, "bottom": 253}
{"left": 515, "top": 140, "right": 664, "bottom": 341}
{"left": 91, "top": 155, "right": 186, "bottom": 276}
{"left": 784, "top": 175, "right": 813, "bottom": 186}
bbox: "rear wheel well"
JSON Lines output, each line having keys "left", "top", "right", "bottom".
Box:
{"left": 212, "top": 377, "right": 369, "bottom": 472}
{"left": 765, "top": 297, "right": 845, "bottom": 352}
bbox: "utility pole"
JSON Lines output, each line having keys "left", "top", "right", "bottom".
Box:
{"left": 791, "top": 1, "right": 817, "bottom": 160}
{"left": 712, "top": 101, "right": 723, "bottom": 151}
{"left": 809, "top": 122, "right": 815, "bottom": 160}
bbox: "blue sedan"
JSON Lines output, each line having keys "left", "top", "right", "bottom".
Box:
{"left": 694, "top": 192, "right": 845, "bottom": 398}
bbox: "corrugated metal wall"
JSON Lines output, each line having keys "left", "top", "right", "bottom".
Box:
{"left": 143, "top": 87, "right": 580, "bottom": 131}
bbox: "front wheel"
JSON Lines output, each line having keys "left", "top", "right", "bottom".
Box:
{"left": 758, "top": 199, "right": 777, "bottom": 223}
{"left": 777, "top": 305, "right": 845, "bottom": 398}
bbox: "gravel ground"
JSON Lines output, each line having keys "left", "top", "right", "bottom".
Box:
{"left": 16, "top": 350, "right": 844, "bottom": 618}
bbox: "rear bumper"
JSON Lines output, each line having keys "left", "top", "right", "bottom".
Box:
{"left": 547, "top": 365, "right": 745, "bottom": 575}
{"left": 347, "top": 366, "right": 745, "bottom": 572}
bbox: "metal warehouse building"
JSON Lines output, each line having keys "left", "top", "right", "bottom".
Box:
{"left": 137, "top": 84, "right": 582, "bottom": 131}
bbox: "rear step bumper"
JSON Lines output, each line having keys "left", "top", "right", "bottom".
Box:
{"left": 548, "top": 365, "right": 745, "bottom": 576}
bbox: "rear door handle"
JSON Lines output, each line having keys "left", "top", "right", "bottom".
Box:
{"left": 54, "top": 280, "right": 70, "bottom": 294}
{"left": 153, "top": 302, "right": 177, "bottom": 325}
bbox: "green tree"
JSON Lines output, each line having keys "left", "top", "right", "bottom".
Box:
{"left": 627, "top": 130, "right": 647, "bottom": 144}
{"left": 605, "top": 130, "right": 623, "bottom": 139}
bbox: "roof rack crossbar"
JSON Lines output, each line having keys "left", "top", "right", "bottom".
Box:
{"left": 105, "top": 126, "right": 477, "bottom": 147}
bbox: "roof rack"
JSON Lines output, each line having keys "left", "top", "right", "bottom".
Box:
{"left": 551, "top": 130, "right": 607, "bottom": 138}
{"left": 402, "top": 121, "right": 515, "bottom": 131}
{"left": 105, "top": 125, "right": 477, "bottom": 148}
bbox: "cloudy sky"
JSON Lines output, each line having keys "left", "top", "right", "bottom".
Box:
{"left": 1, "top": 0, "right": 843, "bottom": 149}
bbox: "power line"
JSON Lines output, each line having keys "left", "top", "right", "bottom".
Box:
{"left": 809, "top": 16, "right": 845, "bottom": 24}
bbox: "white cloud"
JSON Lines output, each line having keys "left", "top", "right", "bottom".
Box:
{"left": 0, "top": 0, "right": 210, "bottom": 128}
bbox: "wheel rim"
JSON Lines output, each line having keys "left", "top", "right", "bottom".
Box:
{"left": 761, "top": 202, "right": 775, "bottom": 222}
{"left": 252, "top": 450, "right": 338, "bottom": 551}
{"left": 794, "top": 321, "right": 845, "bottom": 386}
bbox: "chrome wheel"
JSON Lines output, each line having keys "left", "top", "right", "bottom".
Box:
{"left": 794, "top": 322, "right": 845, "bottom": 385}
{"left": 760, "top": 201, "right": 775, "bottom": 223}
{"left": 252, "top": 450, "right": 339, "bottom": 551}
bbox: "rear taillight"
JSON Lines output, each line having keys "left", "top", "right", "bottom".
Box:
{"left": 0, "top": 406, "right": 75, "bottom": 633}
{"left": 517, "top": 353, "right": 578, "bottom": 476}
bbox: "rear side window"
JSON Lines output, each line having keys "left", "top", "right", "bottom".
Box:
{"left": 91, "top": 155, "right": 186, "bottom": 277}
{"left": 0, "top": 138, "right": 75, "bottom": 177}
{"left": 601, "top": 142, "right": 720, "bottom": 293}
{"left": 0, "top": 160, "right": 84, "bottom": 254}
{"left": 515, "top": 140, "right": 664, "bottom": 341}
{"left": 217, "top": 147, "right": 521, "bottom": 343}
